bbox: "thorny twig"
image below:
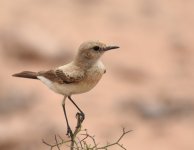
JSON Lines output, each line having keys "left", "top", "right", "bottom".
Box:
{"left": 55, "top": 135, "right": 60, "bottom": 150}
{"left": 97, "top": 128, "right": 133, "bottom": 150}
{"left": 43, "top": 113, "right": 132, "bottom": 150}
{"left": 42, "top": 135, "right": 71, "bottom": 150}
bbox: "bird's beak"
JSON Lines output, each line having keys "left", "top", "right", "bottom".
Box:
{"left": 103, "top": 45, "right": 120, "bottom": 51}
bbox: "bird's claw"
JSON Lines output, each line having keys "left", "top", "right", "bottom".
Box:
{"left": 76, "top": 112, "right": 85, "bottom": 123}
{"left": 66, "top": 126, "right": 73, "bottom": 137}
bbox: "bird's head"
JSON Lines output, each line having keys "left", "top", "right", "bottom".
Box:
{"left": 75, "top": 41, "right": 119, "bottom": 66}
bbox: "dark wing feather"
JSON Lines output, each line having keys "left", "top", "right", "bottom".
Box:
{"left": 55, "top": 69, "right": 85, "bottom": 83}
{"left": 38, "top": 69, "right": 85, "bottom": 84}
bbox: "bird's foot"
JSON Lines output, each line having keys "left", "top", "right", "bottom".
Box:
{"left": 76, "top": 112, "right": 85, "bottom": 127}
{"left": 66, "top": 126, "right": 73, "bottom": 137}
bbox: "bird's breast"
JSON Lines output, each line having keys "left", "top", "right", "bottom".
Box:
{"left": 77, "top": 63, "right": 105, "bottom": 92}
{"left": 69, "top": 61, "right": 106, "bottom": 95}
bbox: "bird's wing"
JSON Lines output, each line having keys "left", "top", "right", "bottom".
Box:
{"left": 55, "top": 69, "right": 85, "bottom": 83}
{"left": 38, "top": 69, "right": 85, "bottom": 84}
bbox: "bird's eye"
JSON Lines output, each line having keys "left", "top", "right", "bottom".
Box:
{"left": 93, "top": 46, "right": 100, "bottom": 51}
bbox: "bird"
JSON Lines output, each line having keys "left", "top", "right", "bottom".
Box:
{"left": 12, "top": 41, "right": 119, "bottom": 136}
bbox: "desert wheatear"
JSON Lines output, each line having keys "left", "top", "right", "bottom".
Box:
{"left": 13, "top": 41, "right": 119, "bottom": 135}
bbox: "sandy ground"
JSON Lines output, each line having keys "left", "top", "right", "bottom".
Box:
{"left": 0, "top": 0, "right": 194, "bottom": 150}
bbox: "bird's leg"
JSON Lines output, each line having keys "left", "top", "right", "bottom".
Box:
{"left": 62, "top": 97, "right": 73, "bottom": 137}
{"left": 68, "top": 96, "right": 85, "bottom": 125}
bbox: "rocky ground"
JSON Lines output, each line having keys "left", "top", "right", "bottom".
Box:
{"left": 0, "top": 0, "right": 194, "bottom": 150}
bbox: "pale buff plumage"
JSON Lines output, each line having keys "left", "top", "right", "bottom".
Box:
{"left": 13, "top": 41, "right": 119, "bottom": 135}
{"left": 13, "top": 41, "right": 119, "bottom": 97}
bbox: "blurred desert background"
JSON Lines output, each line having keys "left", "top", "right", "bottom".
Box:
{"left": 1, "top": 0, "right": 194, "bottom": 149}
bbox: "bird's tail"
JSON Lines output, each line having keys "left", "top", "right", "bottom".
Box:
{"left": 12, "top": 71, "right": 38, "bottom": 79}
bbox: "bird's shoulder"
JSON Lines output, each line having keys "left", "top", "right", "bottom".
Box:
{"left": 57, "top": 64, "right": 85, "bottom": 83}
